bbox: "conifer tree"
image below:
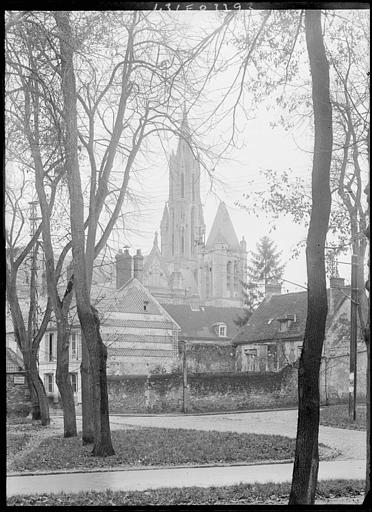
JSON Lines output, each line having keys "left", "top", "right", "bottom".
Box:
{"left": 236, "top": 236, "right": 284, "bottom": 326}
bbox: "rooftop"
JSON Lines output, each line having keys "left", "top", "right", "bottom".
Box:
{"left": 162, "top": 303, "right": 243, "bottom": 341}
{"left": 232, "top": 288, "right": 348, "bottom": 345}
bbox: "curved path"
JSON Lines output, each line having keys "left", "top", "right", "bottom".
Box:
{"left": 108, "top": 409, "right": 366, "bottom": 461}
{"left": 7, "top": 409, "right": 366, "bottom": 500}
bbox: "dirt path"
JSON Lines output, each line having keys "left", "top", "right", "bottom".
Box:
{"left": 7, "top": 421, "right": 63, "bottom": 472}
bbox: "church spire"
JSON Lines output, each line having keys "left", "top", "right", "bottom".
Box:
{"left": 180, "top": 107, "right": 190, "bottom": 136}
{"left": 153, "top": 231, "right": 159, "bottom": 248}
{"left": 161, "top": 113, "right": 205, "bottom": 263}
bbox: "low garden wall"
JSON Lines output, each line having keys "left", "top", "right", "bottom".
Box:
{"left": 6, "top": 372, "right": 32, "bottom": 417}
{"left": 107, "top": 364, "right": 298, "bottom": 414}
{"left": 185, "top": 344, "right": 236, "bottom": 373}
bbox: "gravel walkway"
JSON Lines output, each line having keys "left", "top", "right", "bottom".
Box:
{"left": 108, "top": 409, "right": 366, "bottom": 462}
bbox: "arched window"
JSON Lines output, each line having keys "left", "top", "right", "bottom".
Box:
{"left": 190, "top": 207, "right": 195, "bottom": 254}
{"left": 227, "top": 261, "right": 232, "bottom": 293}
{"left": 234, "top": 261, "right": 239, "bottom": 293}
{"left": 181, "top": 228, "right": 185, "bottom": 254}
{"left": 205, "top": 264, "right": 210, "bottom": 297}
{"left": 181, "top": 173, "right": 185, "bottom": 198}
{"left": 194, "top": 268, "right": 198, "bottom": 285}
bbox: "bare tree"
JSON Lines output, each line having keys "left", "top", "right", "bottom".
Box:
{"left": 6, "top": 214, "right": 51, "bottom": 425}
{"left": 289, "top": 10, "right": 333, "bottom": 504}
{"left": 52, "top": 9, "right": 238, "bottom": 453}
{"left": 6, "top": 12, "right": 79, "bottom": 437}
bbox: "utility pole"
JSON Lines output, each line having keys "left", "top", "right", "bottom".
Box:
{"left": 180, "top": 340, "right": 188, "bottom": 414}
{"left": 349, "top": 253, "right": 358, "bottom": 421}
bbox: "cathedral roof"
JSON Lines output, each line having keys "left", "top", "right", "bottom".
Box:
{"left": 206, "top": 202, "right": 240, "bottom": 250}
{"left": 143, "top": 233, "right": 170, "bottom": 279}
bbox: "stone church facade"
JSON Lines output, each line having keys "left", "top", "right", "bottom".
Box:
{"left": 142, "top": 115, "right": 247, "bottom": 307}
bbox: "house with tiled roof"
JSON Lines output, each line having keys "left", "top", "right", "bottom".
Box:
{"left": 232, "top": 277, "right": 351, "bottom": 372}
{"left": 37, "top": 276, "right": 181, "bottom": 404}
{"left": 101, "top": 277, "right": 180, "bottom": 376}
{"left": 232, "top": 277, "right": 367, "bottom": 402}
{"left": 162, "top": 304, "right": 242, "bottom": 344}
{"left": 162, "top": 304, "right": 243, "bottom": 372}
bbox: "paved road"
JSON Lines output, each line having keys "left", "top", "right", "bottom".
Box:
{"left": 6, "top": 459, "right": 366, "bottom": 497}
{"left": 108, "top": 409, "right": 365, "bottom": 461}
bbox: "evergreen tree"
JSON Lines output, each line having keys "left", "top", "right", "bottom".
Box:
{"left": 247, "top": 236, "right": 285, "bottom": 285}
{"left": 235, "top": 236, "right": 284, "bottom": 327}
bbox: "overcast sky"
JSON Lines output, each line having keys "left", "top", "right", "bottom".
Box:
{"left": 115, "top": 9, "right": 359, "bottom": 293}
{"left": 7, "top": 9, "right": 367, "bottom": 292}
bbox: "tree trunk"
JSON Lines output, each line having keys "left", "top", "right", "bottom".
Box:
{"left": 81, "top": 307, "right": 114, "bottom": 456}
{"left": 363, "top": 180, "right": 370, "bottom": 499}
{"left": 55, "top": 323, "right": 77, "bottom": 437}
{"left": 27, "top": 355, "right": 50, "bottom": 426}
{"left": 366, "top": 334, "right": 370, "bottom": 493}
{"left": 55, "top": 10, "right": 114, "bottom": 456}
{"left": 289, "top": 10, "right": 332, "bottom": 505}
{"left": 22, "top": 347, "right": 50, "bottom": 426}
{"left": 81, "top": 334, "right": 94, "bottom": 444}
{"left": 25, "top": 368, "right": 41, "bottom": 420}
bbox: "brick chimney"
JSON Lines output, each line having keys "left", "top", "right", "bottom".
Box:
{"left": 115, "top": 248, "right": 132, "bottom": 289}
{"left": 265, "top": 281, "right": 282, "bottom": 301}
{"left": 329, "top": 276, "right": 345, "bottom": 315}
{"left": 133, "top": 249, "right": 144, "bottom": 282}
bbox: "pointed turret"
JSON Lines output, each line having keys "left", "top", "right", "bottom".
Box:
{"left": 180, "top": 107, "right": 190, "bottom": 135}
{"left": 176, "top": 109, "right": 193, "bottom": 160}
{"left": 206, "top": 202, "right": 240, "bottom": 251}
{"left": 160, "top": 205, "right": 169, "bottom": 231}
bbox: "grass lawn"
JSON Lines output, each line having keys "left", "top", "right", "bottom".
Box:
{"left": 6, "top": 419, "right": 46, "bottom": 460}
{"left": 320, "top": 404, "right": 366, "bottom": 430}
{"left": 7, "top": 433, "right": 32, "bottom": 461}
{"left": 8, "top": 425, "right": 333, "bottom": 473}
{"left": 7, "top": 479, "right": 366, "bottom": 506}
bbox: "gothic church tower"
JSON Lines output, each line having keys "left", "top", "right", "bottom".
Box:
{"left": 160, "top": 113, "right": 205, "bottom": 295}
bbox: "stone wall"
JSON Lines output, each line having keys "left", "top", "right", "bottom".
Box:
{"left": 6, "top": 372, "right": 32, "bottom": 417}
{"left": 107, "top": 365, "right": 298, "bottom": 414}
{"left": 320, "top": 348, "right": 367, "bottom": 403}
{"left": 185, "top": 344, "right": 236, "bottom": 373}
{"left": 187, "top": 366, "right": 297, "bottom": 412}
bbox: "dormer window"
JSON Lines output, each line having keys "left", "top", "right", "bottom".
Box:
{"left": 218, "top": 324, "right": 227, "bottom": 337}
{"left": 279, "top": 320, "right": 290, "bottom": 332}
{"left": 277, "top": 314, "right": 296, "bottom": 332}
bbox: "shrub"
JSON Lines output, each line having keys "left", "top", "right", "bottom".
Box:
{"left": 7, "top": 402, "right": 31, "bottom": 418}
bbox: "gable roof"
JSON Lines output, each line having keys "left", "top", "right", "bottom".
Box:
{"left": 232, "top": 288, "right": 348, "bottom": 346}
{"left": 206, "top": 202, "right": 240, "bottom": 250}
{"left": 99, "top": 277, "right": 180, "bottom": 329}
{"left": 6, "top": 347, "right": 24, "bottom": 372}
{"left": 162, "top": 304, "right": 243, "bottom": 341}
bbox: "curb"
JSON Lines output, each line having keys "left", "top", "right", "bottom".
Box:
{"left": 7, "top": 458, "right": 296, "bottom": 478}
{"left": 108, "top": 406, "right": 299, "bottom": 418}
{"left": 6, "top": 449, "right": 341, "bottom": 479}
